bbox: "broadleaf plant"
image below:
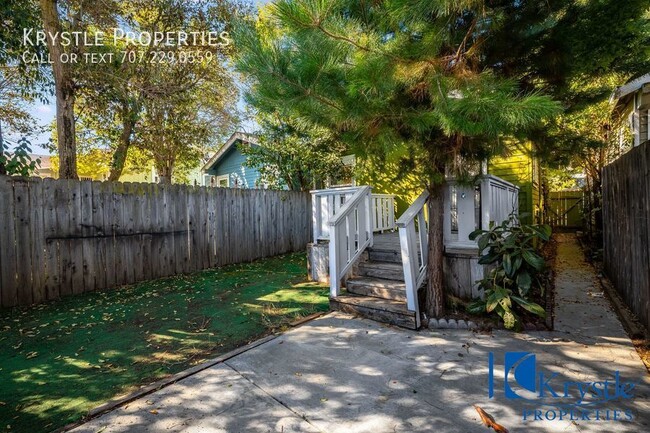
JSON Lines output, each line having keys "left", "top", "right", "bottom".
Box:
{"left": 467, "top": 213, "right": 551, "bottom": 329}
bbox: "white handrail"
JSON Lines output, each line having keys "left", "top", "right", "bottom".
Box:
{"left": 311, "top": 187, "right": 396, "bottom": 241}
{"left": 311, "top": 186, "right": 361, "bottom": 195}
{"left": 311, "top": 187, "right": 359, "bottom": 242}
{"left": 396, "top": 191, "right": 429, "bottom": 227}
{"left": 371, "top": 194, "right": 395, "bottom": 232}
{"left": 329, "top": 186, "right": 373, "bottom": 297}
{"left": 397, "top": 189, "right": 429, "bottom": 328}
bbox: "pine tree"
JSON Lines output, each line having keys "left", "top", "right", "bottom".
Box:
{"left": 234, "top": 0, "right": 559, "bottom": 318}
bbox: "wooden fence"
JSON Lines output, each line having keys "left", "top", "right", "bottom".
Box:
{"left": 0, "top": 176, "right": 312, "bottom": 308}
{"left": 546, "top": 190, "right": 583, "bottom": 229}
{"left": 602, "top": 141, "right": 650, "bottom": 331}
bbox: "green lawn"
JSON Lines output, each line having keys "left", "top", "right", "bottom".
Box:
{"left": 0, "top": 252, "right": 328, "bottom": 433}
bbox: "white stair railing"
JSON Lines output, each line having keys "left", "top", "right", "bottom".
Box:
{"left": 329, "top": 186, "right": 373, "bottom": 297}
{"left": 311, "top": 186, "right": 361, "bottom": 242}
{"left": 311, "top": 187, "right": 396, "bottom": 242}
{"left": 371, "top": 194, "right": 396, "bottom": 232}
{"left": 479, "top": 175, "right": 519, "bottom": 230}
{"left": 396, "top": 190, "right": 429, "bottom": 328}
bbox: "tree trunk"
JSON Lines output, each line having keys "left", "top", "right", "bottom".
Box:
{"left": 425, "top": 180, "right": 446, "bottom": 318}
{"left": 40, "top": 0, "right": 77, "bottom": 179}
{"left": 107, "top": 109, "right": 135, "bottom": 181}
{"left": 155, "top": 159, "right": 174, "bottom": 184}
{"left": 0, "top": 120, "right": 6, "bottom": 175}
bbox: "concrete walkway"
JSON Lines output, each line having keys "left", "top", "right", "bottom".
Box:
{"left": 70, "top": 234, "right": 649, "bottom": 432}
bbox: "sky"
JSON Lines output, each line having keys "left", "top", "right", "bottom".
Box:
{"left": 19, "top": 0, "right": 270, "bottom": 155}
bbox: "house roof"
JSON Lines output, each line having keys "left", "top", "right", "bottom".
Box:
{"left": 201, "top": 132, "right": 259, "bottom": 172}
{"left": 611, "top": 73, "right": 650, "bottom": 105}
{"left": 29, "top": 154, "right": 53, "bottom": 169}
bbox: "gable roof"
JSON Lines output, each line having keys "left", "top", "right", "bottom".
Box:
{"left": 201, "top": 132, "right": 259, "bottom": 172}
{"left": 611, "top": 73, "right": 650, "bottom": 105}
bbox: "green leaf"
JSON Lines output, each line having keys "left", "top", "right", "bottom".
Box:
{"left": 511, "top": 255, "right": 522, "bottom": 274}
{"left": 469, "top": 229, "right": 485, "bottom": 241}
{"left": 486, "top": 287, "right": 510, "bottom": 312}
{"left": 529, "top": 225, "right": 552, "bottom": 241}
{"left": 478, "top": 253, "right": 499, "bottom": 265}
{"left": 522, "top": 250, "right": 545, "bottom": 271}
{"left": 503, "top": 254, "right": 512, "bottom": 276}
{"left": 467, "top": 300, "right": 486, "bottom": 314}
{"left": 503, "top": 254, "right": 520, "bottom": 278}
{"left": 516, "top": 270, "right": 532, "bottom": 295}
{"left": 512, "top": 296, "right": 546, "bottom": 317}
{"left": 478, "top": 235, "right": 490, "bottom": 252}
{"left": 486, "top": 291, "right": 503, "bottom": 312}
{"left": 503, "top": 311, "right": 516, "bottom": 329}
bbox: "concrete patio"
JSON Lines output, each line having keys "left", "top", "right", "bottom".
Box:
{"left": 69, "top": 235, "right": 649, "bottom": 432}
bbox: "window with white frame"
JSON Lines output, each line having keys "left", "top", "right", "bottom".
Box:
{"left": 216, "top": 174, "right": 229, "bottom": 187}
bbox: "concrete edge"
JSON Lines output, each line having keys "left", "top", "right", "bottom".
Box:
{"left": 288, "top": 311, "right": 327, "bottom": 327}
{"left": 598, "top": 275, "right": 649, "bottom": 342}
{"left": 53, "top": 312, "right": 332, "bottom": 433}
{"left": 575, "top": 233, "right": 648, "bottom": 341}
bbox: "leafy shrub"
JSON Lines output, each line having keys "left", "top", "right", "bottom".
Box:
{"left": 0, "top": 137, "right": 40, "bottom": 176}
{"left": 467, "top": 214, "right": 551, "bottom": 329}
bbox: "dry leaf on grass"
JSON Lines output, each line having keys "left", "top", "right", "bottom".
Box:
{"left": 474, "top": 405, "right": 509, "bottom": 433}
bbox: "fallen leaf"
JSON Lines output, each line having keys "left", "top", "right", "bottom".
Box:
{"left": 474, "top": 405, "right": 509, "bottom": 433}
{"left": 149, "top": 409, "right": 158, "bottom": 415}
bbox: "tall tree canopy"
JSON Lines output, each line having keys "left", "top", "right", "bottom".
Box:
{"left": 0, "top": 0, "right": 49, "bottom": 174}
{"left": 38, "top": 0, "right": 120, "bottom": 179}
{"left": 75, "top": 0, "right": 244, "bottom": 183}
{"left": 234, "top": 0, "right": 559, "bottom": 317}
{"left": 482, "top": 0, "right": 649, "bottom": 244}
{"left": 241, "top": 112, "right": 349, "bottom": 191}
{"left": 34, "top": 0, "right": 247, "bottom": 182}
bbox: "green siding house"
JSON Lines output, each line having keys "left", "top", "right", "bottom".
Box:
{"left": 354, "top": 143, "right": 542, "bottom": 224}
{"left": 202, "top": 132, "right": 262, "bottom": 188}
{"left": 487, "top": 142, "right": 542, "bottom": 224}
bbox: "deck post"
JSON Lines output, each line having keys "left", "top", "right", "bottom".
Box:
{"left": 456, "top": 185, "right": 477, "bottom": 245}
{"left": 365, "top": 187, "right": 374, "bottom": 247}
{"left": 329, "top": 223, "right": 340, "bottom": 297}
{"left": 312, "top": 193, "right": 320, "bottom": 242}
{"left": 480, "top": 177, "right": 491, "bottom": 231}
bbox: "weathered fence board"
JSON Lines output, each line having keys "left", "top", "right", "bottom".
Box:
{"left": 547, "top": 190, "right": 583, "bottom": 229}
{"left": 602, "top": 141, "right": 650, "bottom": 331}
{"left": 0, "top": 177, "right": 17, "bottom": 307}
{"left": 0, "top": 176, "right": 312, "bottom": 308}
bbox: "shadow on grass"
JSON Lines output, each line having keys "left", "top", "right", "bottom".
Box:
{"left": 0, "top": 252, "right": 328, "bottom": 433}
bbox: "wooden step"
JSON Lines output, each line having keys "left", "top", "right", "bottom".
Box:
{"left": 346, "top": 277, "right": 406, "bottom": 301}
{"left": 358, "top": 262, "right": 404, "bottom": 281}
{"left": 330, "top": 295, "right": 417, "bottom": 329}
{"left": 367, "top": 248, "right": 402, "bottom": 264}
